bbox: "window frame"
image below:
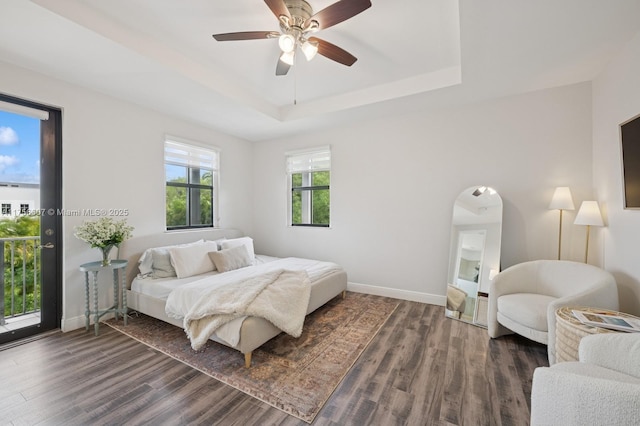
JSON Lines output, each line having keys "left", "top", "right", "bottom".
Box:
{"left": 286, "top": 146, "right": 331, "bottom": 228}
{"left": 164, "top": 136, "right": 219, "bottom": 231}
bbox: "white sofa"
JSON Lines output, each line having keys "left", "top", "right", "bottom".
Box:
{"left": 531, "top": 333, "right": 640, "bottom": 425}
{"left": 488, "top": 260, "right": 618, "bottom": 364}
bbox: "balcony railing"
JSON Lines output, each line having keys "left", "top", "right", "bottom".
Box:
{"left": 1, "top": 236, "right": 41, "bottom": 326}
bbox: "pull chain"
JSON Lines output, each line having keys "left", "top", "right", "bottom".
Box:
{"left": 293, "top": 54, "right": 297, "bottom": 105}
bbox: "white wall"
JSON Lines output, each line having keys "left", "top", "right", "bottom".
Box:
{"left": 1, "top": 57, "right": 610, "bottom": 329}
{"left": 252, "top": 83, "right": 595, "bottom": 303}
{"left": 0, "top": 184, "right": 39, "bottom": 215}
{"left": 592, "top": 32, "right": 640, "bottom": 315}
{"left": 0, "top": 61, "right": 254, "bottom": 330}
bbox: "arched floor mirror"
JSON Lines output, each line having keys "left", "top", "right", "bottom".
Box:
{"left": 446, "top": 186, "right": 503, "bottom": 327}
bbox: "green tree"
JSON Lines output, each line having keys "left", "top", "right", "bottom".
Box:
{"left": 0, "top": 216, "right": 41, "bottom": 317}
{"left": 291, "top": 171, "right": 330, "bottom": 225}
{"left": 166, "top": 182, "right": 187, "bottom": 227}
{"left": 312, "top": 171, "right": 330, "bottom": 225}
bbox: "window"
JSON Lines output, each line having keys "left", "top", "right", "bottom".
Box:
{"left": 286, "top": 147, "right": 331, "bottom": 227}
{"left": 164, "top": 137, "right": 219, "bottom": 230}
{"left": 20, "top": 204, "right": 29, "bottom": 215}
{"left": 1, "top": 203, "right": 10, "bottom": 215}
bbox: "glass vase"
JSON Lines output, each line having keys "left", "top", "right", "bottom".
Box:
{"left": 101, "top": 245, "right": 115, "bottom": 266}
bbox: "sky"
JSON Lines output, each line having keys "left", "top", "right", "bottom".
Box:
{"left": 0, "top": 110, "right": 40, "bottom": 184}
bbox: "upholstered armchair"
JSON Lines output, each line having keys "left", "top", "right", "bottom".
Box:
{"left": 530, "top": 333, "right": 640, "bottom": 425}
{"left": 488, "top": 260, "right": 618, "bottom": 364}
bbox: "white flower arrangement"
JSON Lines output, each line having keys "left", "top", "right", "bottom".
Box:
{"left": 74, "top": 217, "right": 134, "bottom": 249}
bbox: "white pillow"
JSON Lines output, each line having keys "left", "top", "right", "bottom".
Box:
{"left": 220, "top": 237, "right": 255, "bottom": 260}
{"left": 169, "top": 240, "right": 218, "bottom": 279}
{"left": 208, "top": 245, "right": 253, "bottom": 273}
{"left": 137, "top": 239, "right": 204, "bottom": 277}
{"left": 208, "top": 237, "right": 227, "bottom": 250}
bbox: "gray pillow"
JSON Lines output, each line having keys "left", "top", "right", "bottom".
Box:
{"left": 138, "top": 239, "right": 204, "bottom": 278}
{"left": 208, "top": 245, "right": 253, "bottom": 273}
{"left": 150, "top": 248, "right": 176, "bottom": 278}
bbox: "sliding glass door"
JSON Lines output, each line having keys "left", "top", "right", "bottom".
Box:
{"left": 0, "top": 94, "right": 62, "bottom": 344}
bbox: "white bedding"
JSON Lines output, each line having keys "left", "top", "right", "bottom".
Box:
{"left": 165, "top": 257, "right": 342, "bottom": 318}
{"left": 130, "top": 255, "right": 342, "bottom": 347}
{"left": 182, "top": 269, "right": 311, "bottom": 350}
{"left": 130, "top": 254, "right": 280, "bottom": 299}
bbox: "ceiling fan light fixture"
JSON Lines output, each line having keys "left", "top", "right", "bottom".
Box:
{"left": 278, "top": 34, "right": 296, "bottom": 53}
{"left": 304, "top": 20, "right": 320, "bottom": 33}
{"left": 301, "top": 40, "right": 318, "bottom": 61}
{"left": 280, "top": 50, "right": 295, "bottom": 66}
{"left": 279, "top": 15, "right": 291, "bottom": 29}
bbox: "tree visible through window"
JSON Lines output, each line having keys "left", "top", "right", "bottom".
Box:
{"left": 287, "top": 147, "right": 331, "bottom": 227}
{"left": 164, "top": 138, "right": 218, "bottom": 230}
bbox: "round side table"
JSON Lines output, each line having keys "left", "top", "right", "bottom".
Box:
{"left": 79, "top": 259, "right": 128, "bottom": 336}
{"left": 555, "top": 306, "right": 636, "bottom": 363}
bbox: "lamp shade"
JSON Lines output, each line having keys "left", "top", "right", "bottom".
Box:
{"left": 301, "top": 40, "right": 318, "bottom": 61}
{"left": 574, "top": 201, "right": 604, "bottom": 226}
{"left": 278, "top": 34, "right": 296, "bottom": 53}
{"left": 549, "top": 187, "right": 575, "bottom": 210}
{"left": 280, "top": 51, "right": 295, "bottom": 66}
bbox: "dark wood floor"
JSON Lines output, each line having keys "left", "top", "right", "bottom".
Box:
{"left": 0, "top": 299, "right": 548, "bottom": 425}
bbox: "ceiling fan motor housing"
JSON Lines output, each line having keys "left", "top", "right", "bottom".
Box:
{"left": 282, "top": 0, "right": 314, "bottom": 32}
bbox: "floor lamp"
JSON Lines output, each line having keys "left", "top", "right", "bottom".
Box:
{"left": 574, "top": 201, "right": 604, "bottom": 264}
{"left": 549, "top": 187, "right": 575, "bottom": 260}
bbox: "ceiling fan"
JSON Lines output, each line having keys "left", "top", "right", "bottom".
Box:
{"left": 212, "top": 0, "right": 372, "bottom": 76}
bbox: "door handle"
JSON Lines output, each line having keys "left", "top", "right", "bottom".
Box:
{"left": 38, "top": 242, "right": 55, "bottom": 249}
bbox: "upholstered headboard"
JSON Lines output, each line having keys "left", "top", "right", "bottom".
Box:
{"left": 118, "top": 228, "right": 244, "bottom": 287}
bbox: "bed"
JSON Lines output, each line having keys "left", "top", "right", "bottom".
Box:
{"left": 120, "top": 229, "right": 348, "bottom": 367}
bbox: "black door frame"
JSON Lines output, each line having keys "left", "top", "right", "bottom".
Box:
{"left": 0, "top": 93, "right": 62, "bottom": 343}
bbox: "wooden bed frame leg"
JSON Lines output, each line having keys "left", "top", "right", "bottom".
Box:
{"left": 244, "top": 352, "right": 252, "bottom": 368}
{"left": 342, "top": 290, "right": 346, "bottom": 299}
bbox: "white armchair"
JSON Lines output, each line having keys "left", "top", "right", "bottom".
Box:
{"left": 488, "top": 260, "right": 618, "bottom": 364}
{"left": 531, "top": 333, "right": 640, "bottom": 425}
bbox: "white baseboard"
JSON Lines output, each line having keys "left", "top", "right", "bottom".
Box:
{"left": 61, "top": 312, "right": 116, "bottom": 333}
{"left": 347, "top": 282, "right": 446, "bottom": 306}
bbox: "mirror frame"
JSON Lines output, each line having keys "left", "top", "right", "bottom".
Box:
{"left": 446, "top": 186, "right": 503, "bottom": 327}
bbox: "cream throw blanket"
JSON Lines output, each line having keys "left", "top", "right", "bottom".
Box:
{"left": 183, "top": 269, "right": 311, "bottom": 351}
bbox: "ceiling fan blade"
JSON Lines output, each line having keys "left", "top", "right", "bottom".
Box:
{"left": 309, "top": 37, "right": 357, "bottom": 66}
{"left": 276, "top": 57, "right": 291, "bottom": 76}
{"left": 309, "top": 0, "right": 371, "bottom": 30}
{"left": 264, "top": 0, "right": 291, "bottom": 20}
{"left": 212, "top": 31, "right": 279, "bottom": 41}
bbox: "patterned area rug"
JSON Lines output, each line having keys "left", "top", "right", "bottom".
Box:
{"left": 105, "top": 292, "right": 398, "bottom": 423}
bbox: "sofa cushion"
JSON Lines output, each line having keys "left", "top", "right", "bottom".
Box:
{"left": 497, "top": 313, "right": 549, "bottom": 344}
{"left": 531, "top": 363, "right": 640, "bottom": 426}
{"left": 580, "top": 334, "right": 640, "bottom": 378}
{"left": 497, "top": 293, "right": 556, "bottom": 331}
{"left": 550, "top": 362, "right": 640, "bottom": 385}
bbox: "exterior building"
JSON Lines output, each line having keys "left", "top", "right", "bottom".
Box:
{"left": 0, "top": 182, "right": 39, "bottom": 217}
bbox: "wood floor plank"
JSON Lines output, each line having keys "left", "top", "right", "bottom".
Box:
{"left": 0, "top": 299, "right": 547, "bottom": 425}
